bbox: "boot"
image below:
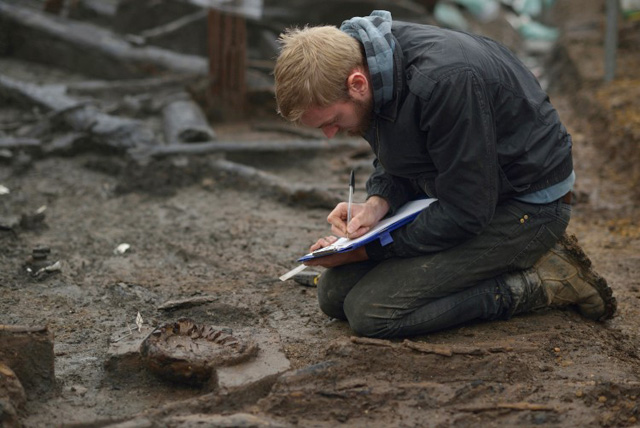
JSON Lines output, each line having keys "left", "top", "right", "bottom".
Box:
{"left": 506, "top": 233, "right": 616, "bottom": 320}
{"left": 503, "top": 269, "right": 548, "bottom": 317}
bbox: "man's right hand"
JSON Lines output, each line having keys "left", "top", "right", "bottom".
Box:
{"left": 327, "top": 195, "right": 390, "bottom": 239}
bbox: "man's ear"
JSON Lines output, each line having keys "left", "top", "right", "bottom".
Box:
{"left": 347, "top": 70, "right": 369, "bottom": 100}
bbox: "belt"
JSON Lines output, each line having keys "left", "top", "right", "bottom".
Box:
{"left": 561, "top": 191, "right": 572, "bottom": 204}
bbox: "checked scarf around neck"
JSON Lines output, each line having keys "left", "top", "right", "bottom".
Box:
{"left": 340, "top": 10, "right": 395, "bottom": 114}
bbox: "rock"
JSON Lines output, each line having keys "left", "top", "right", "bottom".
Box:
{"left": 67, "top": 384, "right": 88, "bottom": 397}
{"left": 216, "top": 327, "right": 291, "bottom": 392}
{"left": 157, "top": 295, "right": 218, "bottom": 311}
{"left": 104, "top": 326, "right": 154, "bottom": 378}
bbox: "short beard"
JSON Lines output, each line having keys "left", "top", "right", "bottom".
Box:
{"left": 347, "top": 96, "right": 374, "bottom": 137}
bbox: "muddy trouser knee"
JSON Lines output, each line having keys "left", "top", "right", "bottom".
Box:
{"left": 316, "top": 197, "right": 571, "bottom": 338}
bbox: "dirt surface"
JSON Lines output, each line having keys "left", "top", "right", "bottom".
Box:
{"left": 1, "top": 1, "right": 640, "bottom": 427}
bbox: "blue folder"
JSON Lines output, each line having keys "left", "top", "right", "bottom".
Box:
{"left": 298, "top": 198, "right": 436, "bottom": 262}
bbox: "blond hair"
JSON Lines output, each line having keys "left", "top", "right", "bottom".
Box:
{"left": 274, "top": 26, "right": 364, "bottom": 123}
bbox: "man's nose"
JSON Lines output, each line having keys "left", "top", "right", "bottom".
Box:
{"left": 322, "top": 125, "right": 339, "bottom": 138}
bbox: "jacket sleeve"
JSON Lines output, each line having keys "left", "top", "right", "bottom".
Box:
{"left": 365, "top": 158, "right": 417, "bottom": 215}
{"left": 365, "top": 68, "right": 500, "bottom": 260}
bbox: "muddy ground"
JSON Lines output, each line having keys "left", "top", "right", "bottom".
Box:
{"left": 1, "top": 1, "right": 640, "bottom": 427}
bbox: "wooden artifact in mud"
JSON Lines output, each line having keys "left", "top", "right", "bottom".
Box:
{"left": 0, "top": 325, "right": 56, "bottom": 396}
{"left": 0, "top": 2, "right": 208, "bottom": 79}
{"left": 145, "top": 138, "right": 363, "bottom": 158}
{"left": 0, "top": 1, "right": 345, "bottom": 209}
{"left": 140, "top": 318, "right": 259, "bottom": 387}
{"left": 163, "top": 94, "right": 217, "bottom": 143}
{"left": 209, "top": 158, "right": 342, "bottom": 209}
{"left": 0, "top": 74, "right": 155, "bottom": 153}
{"left": 0, "top": 362, "right": 26, "bottom": 428}
{"left": 0, "top": 137, "right": 41, "bottom": 154}
{"left": 63, "top": 75, "right": 198, "bottom": 98}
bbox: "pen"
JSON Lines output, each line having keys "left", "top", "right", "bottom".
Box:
{"left": 347, "top": 169, "right": 354, "bottom": 237}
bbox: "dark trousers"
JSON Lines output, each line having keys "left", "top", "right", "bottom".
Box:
{"left": 316, "top": 198, "right": 572, "bottom": 338}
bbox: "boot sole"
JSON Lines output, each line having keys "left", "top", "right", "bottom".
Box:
{"left": 559, "top": 233, "right": 617, "bottom": 321}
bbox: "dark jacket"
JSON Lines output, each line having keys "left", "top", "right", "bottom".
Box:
{"left": 363, "top": 21, "right": 573, "bottom": 260}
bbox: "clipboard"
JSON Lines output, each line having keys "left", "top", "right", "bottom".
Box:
{"left": 298, "top": 198, "right": 437, "bottom": 262}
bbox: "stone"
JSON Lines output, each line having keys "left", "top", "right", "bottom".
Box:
{"left": 104, "top": 326, "right": 154, "bottom": 377}
{"left": 157, "top": 295, "right": 218, "bottom": 311}
{"left": 216, "top": 327, "right": 290, "bottom": 391}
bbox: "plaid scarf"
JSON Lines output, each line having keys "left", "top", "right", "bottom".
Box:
{"left": 340, "top": 10, "right": 395, "bottom": 113}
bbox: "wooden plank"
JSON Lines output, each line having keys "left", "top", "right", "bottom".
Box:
{"left": 0, "top": 74, "right": 156, "bottom": 152}
{"left": 162, "top": 96, "right": 217, "bottom": 143}
{"left": 0, "top": 2, "right": 207, "bottom": 79}
{"left": 0, "top": 325, "right": 55, "bottom": 396}
{"left": 187, "top": 0, "right": 263, "bottom": 20}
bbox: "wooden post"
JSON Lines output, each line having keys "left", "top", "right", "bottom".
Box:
{"left": 0, "top": 325, "right": 56, "bottom": 397}
{"left": 43, "top": 0, "right": 64, "bottom": 14}
{"left": 207, "top": 8, "right": 246, "bottom": 120}
{"left": 604, "top": 0, "right": 619, "bottom": 83}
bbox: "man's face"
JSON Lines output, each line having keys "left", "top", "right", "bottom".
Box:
{"left": 300, "top": 95, "right": 373, "bottom": 138}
